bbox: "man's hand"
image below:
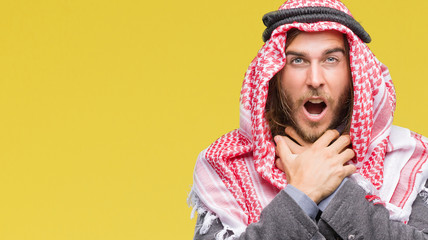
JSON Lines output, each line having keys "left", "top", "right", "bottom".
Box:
{"left": 274, "top": 129, "right": 356, "bottom": 204}
{"left": 282, "top": 127, "right": 311, "bottom": 153}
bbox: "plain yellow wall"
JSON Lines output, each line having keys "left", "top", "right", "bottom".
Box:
{"left": 0, "top": 0, "right": 427, "bottom": 239}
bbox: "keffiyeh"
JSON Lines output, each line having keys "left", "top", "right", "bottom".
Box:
{"left": 189, "top": 0, "right": 428, "bottom": 237}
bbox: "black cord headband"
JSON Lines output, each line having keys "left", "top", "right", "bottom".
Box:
{"left": 262, "top": 6, "right": 371, "bottom": 43}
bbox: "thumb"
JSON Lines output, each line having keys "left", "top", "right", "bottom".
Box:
{"left": 274, "top": 135, "right": 292, "bottom": 163}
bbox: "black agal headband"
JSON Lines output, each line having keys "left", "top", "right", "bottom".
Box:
{"left": 262, "top": 6, "right": 371, "bottom": 43}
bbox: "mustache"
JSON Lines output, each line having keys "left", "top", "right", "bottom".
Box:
{"left": 296, "top": 88, "right": 333, "bottom": 105}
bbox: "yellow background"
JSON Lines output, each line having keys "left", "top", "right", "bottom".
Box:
{"left": 0, "top": 0, "right": 427, "bottom": 239}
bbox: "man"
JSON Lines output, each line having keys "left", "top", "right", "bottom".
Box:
{"left": 189, "top": 0, "right": 428, "bottom": 239}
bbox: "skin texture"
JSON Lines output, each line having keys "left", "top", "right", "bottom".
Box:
{"left": 280, "top": 30, "right": 351, "bottom": 142}
{"left": 275, "top": 31, "right": 356, "bottom": 203}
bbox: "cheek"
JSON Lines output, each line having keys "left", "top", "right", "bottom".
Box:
{"left": 281, "top": 70, "right": 305, "bottom": 91}
{"left": 328, "top": 68, "right": 351, "bottom": 94}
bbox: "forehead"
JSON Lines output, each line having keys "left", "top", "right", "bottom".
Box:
{"left": 286, "top": 30, "right": 346, "bottom": 53}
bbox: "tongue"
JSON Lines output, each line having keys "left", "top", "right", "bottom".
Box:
{"left": 304, "top": 102, "right": 325, "bottom": 115}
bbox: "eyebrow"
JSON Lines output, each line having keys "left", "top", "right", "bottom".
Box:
{"left": 285, "top": 51, "right": 306, "bottom": 57}
{"left": 324, "top": 47, "right": 346, "bottom": 55}
{"left": 285, "top": 47, "right": 346, "bottom": 57}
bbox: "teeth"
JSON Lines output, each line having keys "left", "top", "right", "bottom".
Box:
{"left": 308, "top": 99, "right": 323, "bottom": 104}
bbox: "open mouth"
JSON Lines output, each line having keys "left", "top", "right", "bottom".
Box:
{"left": 304, "top": 99, "right": 327, "bottom": 116}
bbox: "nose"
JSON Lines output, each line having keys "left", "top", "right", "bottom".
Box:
{"left": 306, "top": 64, "right": 325, "bottom": 88}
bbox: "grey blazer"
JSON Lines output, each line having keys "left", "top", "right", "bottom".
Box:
{"left": 194, "top": 180, "right": 428, "bottom": 240}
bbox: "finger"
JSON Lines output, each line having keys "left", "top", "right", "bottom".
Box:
{"left": 338, "top": 148, "right": 355, "bottom": 164}
{"left": 282, "top": 136, "right": 304, "bottom": 154}
{"left": 285, "top": 127, "right": 309, "bottom": 146}
{"left": 329, "top": 134, "right": 352, "bottom": 153}
{"left": 342, "top": 164, "right": 357, "bottom": 177}
{"left": 314, "top": 129, "right": 340, "bottom": 148}
{"left": 274, "top": 135, "right": 292, "bottom": 161}
{"left": 275, "top": 157, "right": 284, "bottom": 171}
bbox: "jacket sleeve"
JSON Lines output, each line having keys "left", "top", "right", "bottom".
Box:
{"left": 194, "top": 180, "right": 428, "bottom": 240}
{"left": 318, "top": 180, "right": 428, "bottom": 240}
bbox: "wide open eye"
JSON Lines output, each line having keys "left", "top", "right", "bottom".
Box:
{"left": 325, "top": 57, "right": 338, "bottom": 63}
{"left": 291, "top": 58, "right": 304, "bottom": 64}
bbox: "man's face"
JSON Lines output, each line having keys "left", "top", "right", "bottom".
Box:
{"left": 280, "top": 30, "right": 352, "bottom": 142}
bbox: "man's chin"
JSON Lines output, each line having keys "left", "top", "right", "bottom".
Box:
{"left": 294, "top": 125, "right": 328, "bottom": 143}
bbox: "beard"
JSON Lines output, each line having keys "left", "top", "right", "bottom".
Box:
{"left": 282, "top": 87, "right": 352, "bottom": 143}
